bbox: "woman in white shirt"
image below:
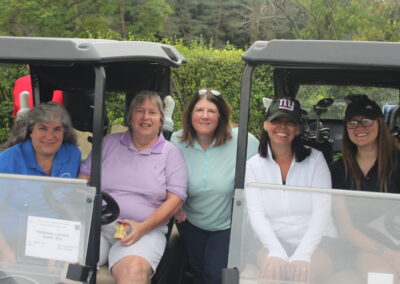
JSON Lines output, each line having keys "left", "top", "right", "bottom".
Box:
{"left": 245, "top": 97, "right": 336, "bottom": 283}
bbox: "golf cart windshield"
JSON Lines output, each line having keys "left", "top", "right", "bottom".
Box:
{"left": 0, "top": 173, "right": 96, "bottom": 283}
{"left": 228, "top": 184, "right": 400, "bottom": 284}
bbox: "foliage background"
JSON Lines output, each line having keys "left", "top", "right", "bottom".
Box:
{"left": 0, "top": 0, "right": 399, "bottom": 143}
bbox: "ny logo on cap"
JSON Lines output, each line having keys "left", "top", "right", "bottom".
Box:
{"left": 278, "top": 99, "right": 295, "bottom": 111}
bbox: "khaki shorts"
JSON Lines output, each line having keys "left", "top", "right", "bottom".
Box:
{"left": 99, "top": 221, "right": 168, "bottom": 274}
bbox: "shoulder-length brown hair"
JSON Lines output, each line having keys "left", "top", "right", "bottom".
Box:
{"left": 180, "top": 88, "right": 232, "bottom": 147}
{"left": 342, "top": 116, "right": 398, "bottom": 192}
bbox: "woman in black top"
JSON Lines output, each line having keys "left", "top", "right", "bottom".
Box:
{"left": 331, "top": 94, "right": 400, "bottom": 281}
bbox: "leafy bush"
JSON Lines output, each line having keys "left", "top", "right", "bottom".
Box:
{"left": 0, "top": 64, "right": 27, "bottom": 143}
{"left": 0, "top": 100, "right": 14, "bottom": 143}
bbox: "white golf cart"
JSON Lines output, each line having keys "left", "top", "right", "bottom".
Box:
{"left": 224, "top": 40, "right": 400, "bottom": 284}
{"left": 0, "top": 36, "right": 185, "bottom": 284}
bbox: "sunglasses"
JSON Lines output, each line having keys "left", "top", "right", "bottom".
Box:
{"left": 198, "top": 89, "right": 221, "bottom": 97}
{"left": 270, "top": 117, "right": 298, "bottom": 127}
{"left": 346, "top": 118, "right": 374, "bottom": 129}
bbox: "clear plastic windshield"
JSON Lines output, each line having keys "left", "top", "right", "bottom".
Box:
{"left": 0, "top": 173, "right": 95, "bottom": 284}
{"left": 228, "top": 184, "right": 400, "bottom": 284}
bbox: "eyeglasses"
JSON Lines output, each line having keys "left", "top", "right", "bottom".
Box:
{"left": 346, "top": 118, "right": 374, "bottom": 129}
{"left": 198, "top": 89, "right": 221, "bottom": 97}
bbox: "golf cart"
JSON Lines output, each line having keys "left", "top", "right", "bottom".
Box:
{"left": 0, "top": 36, "right": 185, "bottom": 284}
{"left": 223, "top": 40, "right": 400, "bottom": 284}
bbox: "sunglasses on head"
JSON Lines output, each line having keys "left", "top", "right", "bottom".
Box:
{"left": 198, "top": 89, "right": 221, "bottom": 97}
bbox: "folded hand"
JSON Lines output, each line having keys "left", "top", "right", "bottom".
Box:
{"left": 119, "top": 219, "right": 146, "bottom": 246}
{"left": 174, "top": 209, "right": 187, "bottom": 223}
{"left": 287, "top": 260, "right": 311, "bottom": 283}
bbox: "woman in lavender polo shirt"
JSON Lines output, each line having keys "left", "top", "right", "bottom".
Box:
{"left": 80, "top": 91, "right": 187, "bottom": 284}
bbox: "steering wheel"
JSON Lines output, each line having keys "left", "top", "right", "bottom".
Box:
{"left": 101, "top": 192, "right": 120, "bottom": 225}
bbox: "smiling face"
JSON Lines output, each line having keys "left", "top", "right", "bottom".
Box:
{"left": 30, "top": 121, "right": 64, "bottom": 159}
{"left": 347, "top": 115, "right": 379, "bottom": 149}
{"left": 191, "top": 97, "right": 220, "bottom": 139}
{"left": 264, "top": 116, "right": 300, "bottom": 148}
{"left": 130, "top": 98, "right": 162, "bottom": 141}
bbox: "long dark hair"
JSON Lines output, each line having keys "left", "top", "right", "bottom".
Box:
{"left": 258, "top": 129, "right": 311, "bottom": 162}
{"left": 342, "top": 116, "right": 398, "bottom": 192}
{"left": 179, "top": 88, "right": 232, "bottom": 147}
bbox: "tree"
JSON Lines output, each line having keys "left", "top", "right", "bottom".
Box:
{"left": 166, "top": 0, "right": 246, "bottom": 47}
{"left": 239, "top": 0, "right": 280, "bottom": 43}
{"left": 0, "top": 0, "right": 173, "bottom": 39}
{"left": 111, "top": 0, "right": 173, "bottom": 38}
{"left": 164, "top": 0, "right": 195, "bottom": 39}
{"left": 0, "top": 0, "right": 115, "bottom": 37}
{"left": 356, "top": 0, "right": 400, "bottom": 41}
{"left": 291, "top": 0, "right": 374, "bottom": 40}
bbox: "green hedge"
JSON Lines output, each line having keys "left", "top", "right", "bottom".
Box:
{"left": 0, "top": 40, "right": 273, "bottom": 143}
{"left": 0, "top": 64, "right": 27, "bottom": 143}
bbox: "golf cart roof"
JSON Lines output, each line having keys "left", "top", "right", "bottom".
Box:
{"left": 243, "top": 40, "right": 400, "bottom": 68}
{"left": 0, "top": 36, "right": 186, "bottom": 95}
{"left": 243, "top": 40, "right": 400, "bottom": 89}
{"left": 0, "top": 36, "right": 185, "bottom": 66}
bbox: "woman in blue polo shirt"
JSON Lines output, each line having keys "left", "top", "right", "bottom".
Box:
{"left": 0, "top": 102, "right": 81, "bottom": 263}
{"left": 0, "top": 102, "right": 80, "bottom": 177}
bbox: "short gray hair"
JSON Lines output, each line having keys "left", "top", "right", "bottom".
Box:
{"left": 126, "top": 91, "right": 165, "bottom": 133}
{"left": 1, "top": 102, "right": 77, "bottom": 151}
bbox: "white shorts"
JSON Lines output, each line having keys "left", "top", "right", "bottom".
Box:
{"left": 99, "top": 221, "right": 168, "bottom": 274}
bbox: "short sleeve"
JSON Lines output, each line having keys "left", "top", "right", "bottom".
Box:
{"left": 165, "top": 143, "right": 188, "bottom": 201}
{"left": 79, "top": 132, "right": 118, "bottom": 177}
{"left": 0, "top": 146, "right": 20, "bottom": 174}
{"left": 65, "top": 144, "right": 82, "bottom": 178}
{"left": 0, "top": 153, "right": 13, "bottom": 174}
{"left": 79, "top": 151, "right": 92, "bottom": 177}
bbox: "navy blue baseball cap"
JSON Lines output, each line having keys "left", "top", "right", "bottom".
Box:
{"left": 266, "top": 97, "right": 302, "bottom": 123}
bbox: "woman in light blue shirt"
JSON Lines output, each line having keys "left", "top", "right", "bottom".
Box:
{"left": 171, "top": 88, "right": 259, "bottom": 284}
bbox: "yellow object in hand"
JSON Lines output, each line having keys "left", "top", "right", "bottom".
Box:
{"left": 113, "top": 221, "right": 128, "bottom": 239}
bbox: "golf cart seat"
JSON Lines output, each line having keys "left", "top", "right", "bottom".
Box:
{"left": 388, "top": 105, "right": 400, "bottom": 131}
